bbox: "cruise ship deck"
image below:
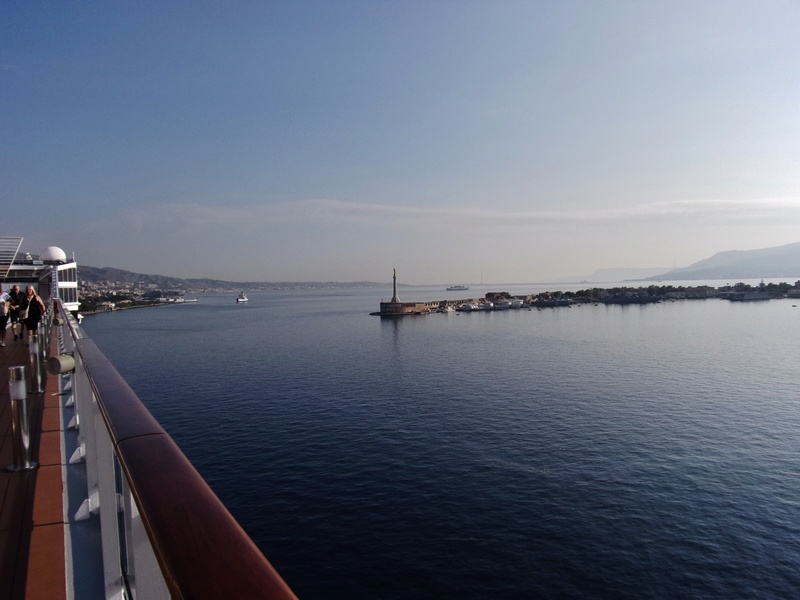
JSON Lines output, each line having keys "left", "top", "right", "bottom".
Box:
{"left": 0, "top": 332, "right": 65, "bottom": 599}
{"left": 0, "top": 236, "right": 298, "bottom": 599}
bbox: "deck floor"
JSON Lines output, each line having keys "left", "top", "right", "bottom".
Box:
{"left": 0, "top": 329, "right": 66, "bottom": 600}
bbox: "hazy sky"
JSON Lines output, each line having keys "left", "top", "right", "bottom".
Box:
{"left": 3, "top": 1, "right": 799, "bottom": 284}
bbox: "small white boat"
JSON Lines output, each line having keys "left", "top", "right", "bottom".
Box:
{"left": 236, "top": 292, "right": 249, "bottom": 303}
{"left": 438, "top": 305, "right": 454, "bottom": 313}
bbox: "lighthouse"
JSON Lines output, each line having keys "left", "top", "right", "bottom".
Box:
{"left": 390, "top": 268, "right": 400, "bottom": 303}
{"left": 374, "top": 268, "right": 427, "bottom": 316}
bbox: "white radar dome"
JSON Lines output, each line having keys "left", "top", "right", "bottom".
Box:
{"left": 41, "top": 246, "right": 68, "bottom": 263}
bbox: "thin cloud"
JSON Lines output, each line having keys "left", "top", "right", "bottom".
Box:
{"left": 292, "top": 197, "right": 800, "bottom": 224}
{"left": 105, "top": 196, "right": 800, "bottom": 233}
{"left": 642, "top": 198, "right": 800, "bottom": 217}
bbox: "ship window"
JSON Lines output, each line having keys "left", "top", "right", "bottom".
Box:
{"left": 59, "top": 288, "right": 78, "bottom": 303}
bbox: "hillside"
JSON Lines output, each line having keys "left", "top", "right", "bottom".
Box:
{"left": 78, "top": 265, "right": 382, "bottom": 291}
{"left": 649, "top": 242, "right": 800, "bottom": 281}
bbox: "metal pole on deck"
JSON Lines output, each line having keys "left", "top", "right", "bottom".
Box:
{"left": 7, "top": 366, "right": 38, "bottom": 471}
{"left": 39, "top": 321, "right": 48, "bottom": 363}
{"left": 29, "top": 332, "right": 44, "bottom": 393}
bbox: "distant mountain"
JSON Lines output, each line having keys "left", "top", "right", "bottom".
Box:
{"left": 80, "top": 266, "right": 189, "bottom": 289}
{"left": 647, "top": 242, "right": 800, "bottom": 281}
{"left": 78, "top": 265, "right": 382, "bottom": 291}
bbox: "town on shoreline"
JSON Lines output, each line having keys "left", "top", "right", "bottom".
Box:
{"left": 77, "top": 280, "right": 800, "bottom": 316}
{"left": 375, "top": 280, "right": 800, "bottom": 316}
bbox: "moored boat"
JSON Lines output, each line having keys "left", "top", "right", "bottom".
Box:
{"left": 727, "top": 291, "right": 771, "bottom": 302}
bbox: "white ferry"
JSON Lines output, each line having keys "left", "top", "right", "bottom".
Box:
{"left": 446, "top": 285, "right": 469, "bottom": 291}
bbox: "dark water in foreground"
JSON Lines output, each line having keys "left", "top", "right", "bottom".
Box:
{"left": 82, "top": 285, "right": 800, "bottom": 599}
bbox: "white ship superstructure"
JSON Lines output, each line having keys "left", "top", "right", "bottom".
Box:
{"left": 0, "top": 236, "right": 79, "bottom": 313}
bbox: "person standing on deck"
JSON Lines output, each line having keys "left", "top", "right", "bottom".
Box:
{"left": 8, "top": 284, "right": 23, "bottom": 341}
{"left": 19, "top": 285, "right": 46, "bottom": 345}
{"left": 0, "top": 285, "right": 9, "bottom": 347}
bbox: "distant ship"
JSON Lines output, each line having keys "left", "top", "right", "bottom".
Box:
{"left": 446, "top": 285, "right": 469, "bottom": 291}
{"left": 236, "top": 291, "right": 249, "bottom": 303}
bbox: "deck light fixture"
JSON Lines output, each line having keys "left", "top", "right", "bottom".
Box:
{"left": 29, "top": 332, "right": 44, "bottom": 393}
{"left": 8, "top": 366, "right": 38, "bottom": 471}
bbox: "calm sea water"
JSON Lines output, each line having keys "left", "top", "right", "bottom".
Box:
{"left": 82, "top": 283, "right": 800, "bottom": 599}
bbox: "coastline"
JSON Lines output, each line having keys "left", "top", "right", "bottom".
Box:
{"left": 79, "top": 299, "right": 200, "bottom": 317}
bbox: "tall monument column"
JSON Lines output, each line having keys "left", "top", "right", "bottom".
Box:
{"left": 391, "top": 268, "right": 400, "bottom": 303}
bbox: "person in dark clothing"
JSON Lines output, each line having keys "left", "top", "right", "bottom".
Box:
{"left": 8, "top": 284, "right": 24, "bottom": 341}
{"left": 19, "top": 285, "right": 46, "bottom": 345}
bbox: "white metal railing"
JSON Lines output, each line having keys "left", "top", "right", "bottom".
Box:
{"left": 48, "top": 302, "right": 297, "bottom": 599}
{"left": 53, "top": 306, "right": 160, "bottom": 599}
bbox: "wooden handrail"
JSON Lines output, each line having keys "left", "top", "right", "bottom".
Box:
{"left": 66, "top": 311, "right": 298, "bottom": 599}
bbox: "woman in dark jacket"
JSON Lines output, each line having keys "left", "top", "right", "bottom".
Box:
{"left": 20, "top": 285, "right": 47, "bottom": 345}
{"left": 8, "top": 284, "right": 23, "bottom": 341}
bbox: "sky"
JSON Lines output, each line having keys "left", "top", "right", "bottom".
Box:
{"left": 3, "top": 1, "right": 800, "bottom": 284}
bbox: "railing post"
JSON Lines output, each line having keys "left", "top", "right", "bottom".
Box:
{"left": 7, "top": 366, "right": 38, "bottom": 472}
